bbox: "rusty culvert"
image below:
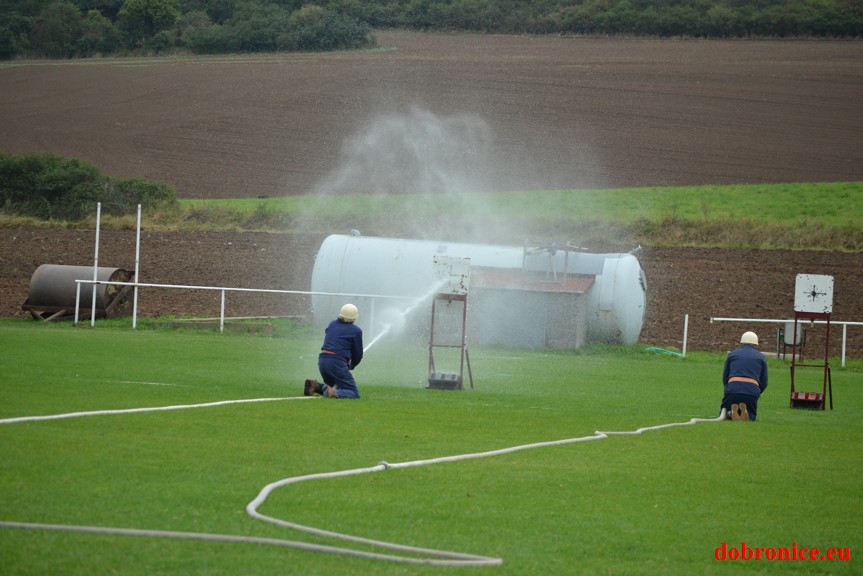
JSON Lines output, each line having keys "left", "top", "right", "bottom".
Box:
{"left": 22, "top": 264, "right": 135, "bottom": 321}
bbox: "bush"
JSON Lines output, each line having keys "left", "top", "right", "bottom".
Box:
{"left": 185, "top": 22, "right": 232, "bottom": 54}
{"left": 0, "top": 27, "right": 18, "bottom": 60}
{"left": 30, "top": 1, "right": 84, "bottom": 58}
{"left": 100, "top": 177, "right": 179, "bottom": 216}
{"left": 184, "top": 3, "right": 374, "bottom": 54}
{"left": 0, "top": 152, "right": 177, "bottom": 221}
{"left": 2, "top": 0, "right": 860, "bottom": 60}
{"left": 283, "top": 11, "right": 374, "bottom": 51}
{"left": 76, "top": 9, "right": 124, "bottom": 56}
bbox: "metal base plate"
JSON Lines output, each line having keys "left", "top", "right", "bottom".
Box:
{"left": 427, "top": 372, "right": 462, "bottom": 390}
{"left": 790, "top": 392, "right": 824, "bottom": 410}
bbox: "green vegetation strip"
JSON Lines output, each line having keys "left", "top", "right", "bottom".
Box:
{"left": 3, "top": 0, "right": 859, "bottom": 62}
{"left": 2, "top": 159, "right": 860, "bottom": 250}
{"left": 176, "top": 182, "right": 863, "bottom": 250}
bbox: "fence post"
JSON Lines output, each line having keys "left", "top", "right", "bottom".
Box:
{"left": 220, "top": 290, "right": 226, "bottom": 333}
{"left": 682, "top": 314, "right": 689, "bottom": 357}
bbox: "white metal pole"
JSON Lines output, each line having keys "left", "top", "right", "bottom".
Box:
{"left": 220, "top": 290, "right": 226, "bottom": 333}
{"left": 711, "top": 317, "right": 860, "bottom": 364}
{"left": 370, "top": 298, "right": 376, "bottom": 337}
{"left": 133, "top": 204, "right": 142, "bottom": 330}
{"left": 682, "top": 314, "right": 689, "bottom": 357}
{"left": 842, "top": 324, "right": 847, "bottom": 368}
{"left": 74, "top": 283, "right": 81, "bottom": 325}
{"left": 90, "top": 203, "right": 101, "bottom": 327}
{"left": 711, "top": 317, "right": 792, "bottom": 324}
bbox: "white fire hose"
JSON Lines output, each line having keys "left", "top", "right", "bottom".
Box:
{"left": 0, "top": 400, "right": 727, "bottom": 567}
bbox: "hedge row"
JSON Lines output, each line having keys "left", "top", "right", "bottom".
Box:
{"left": 0, "top": 2, "right": 374, "bottom": 59}
{"left": 2, "top": 0, "right": 860, "bottom": 60}
{"left": 0, "top": 152, "right": 177, "bottom": 220}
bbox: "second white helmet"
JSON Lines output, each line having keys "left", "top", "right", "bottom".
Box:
{"left": 338, "top": 303, "right": 359, "bottom": 322}
{"left": 740, "top": 331, "right": 759, "bottom": 346}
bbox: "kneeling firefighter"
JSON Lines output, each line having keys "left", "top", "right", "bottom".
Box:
{"left": 721, "top": 331, "right": 768, "bottom": 421}
{"left": 304, "top": 303, "right": 363, "bottom": 399}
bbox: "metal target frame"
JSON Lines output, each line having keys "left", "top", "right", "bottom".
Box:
{"left": 427, "top": 256, "right": 473, "bottom": 391}
{"left": 789, "top": 274, "right": 834, "bottom": 410}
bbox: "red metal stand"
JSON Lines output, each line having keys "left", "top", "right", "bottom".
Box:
{"left": 789, "top": 311, "right": 833, "bottom": 410}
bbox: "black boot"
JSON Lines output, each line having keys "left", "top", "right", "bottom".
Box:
{"left": 304, "top": 379, "right": 319, "bottom": 396}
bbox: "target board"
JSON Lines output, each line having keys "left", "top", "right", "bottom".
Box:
{"left": 793, "top": 274, "right": 834, "bottom": 314}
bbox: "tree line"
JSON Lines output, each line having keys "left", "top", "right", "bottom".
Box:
{"left": 1, "top": 0, "right": 861, "bottom": 60}
{"left": 0, "top": 0, "right": 375, "bottom": 59}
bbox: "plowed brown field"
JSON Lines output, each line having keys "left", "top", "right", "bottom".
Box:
{"left": 1, "top": 32, "right": 861, "bottom": 356}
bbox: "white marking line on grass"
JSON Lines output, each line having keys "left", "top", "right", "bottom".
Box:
{"left": 0, "top": 408, "right": 728, "bottom": 567}
{"left": 0, "top": 396, "right": 312, "bottom": 425}
{"left": 113, "top": 380, "right": 186, "bottom": 387}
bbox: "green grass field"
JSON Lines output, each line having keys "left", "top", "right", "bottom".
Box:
{"left": 1, "top": 321, "right": 860, "bottom": 574}
{"left": 5, "top": 181, "right": 862, "bottom": 250}
{"left": 174, "top": 182, "right": 863, "bottom": 250}
{"left": 183, "top": 182, "right": 863, "bottom": 227}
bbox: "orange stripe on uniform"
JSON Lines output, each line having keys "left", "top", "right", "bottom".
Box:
{"left": 728, "top": 376, "right": 760, "bottom": 386}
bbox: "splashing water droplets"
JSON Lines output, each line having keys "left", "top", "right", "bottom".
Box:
{"left": 316, "top": 107, "right": 493, "bottom": 198}
{"left": 363, "top": 279, "right": 448, "bottom": 353}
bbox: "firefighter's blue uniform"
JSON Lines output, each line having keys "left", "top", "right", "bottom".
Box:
{"left": 721, "top": 343, "right": 768, "bottom": 420}
{"left": 316, "top": 318, "right": 364, "bottom": 399}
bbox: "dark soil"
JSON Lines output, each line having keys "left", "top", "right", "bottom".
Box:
{"left": 2, "top": 32, "right": 862, "bottom": 197}
{"left": 1, "top": 32, "right": 861, "bottom": 356}
{"left": 1, "top": 228, "right": 860, "bottom": 357}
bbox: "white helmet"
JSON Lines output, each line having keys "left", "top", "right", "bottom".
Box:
{"left": 740, "top": 331, "right": 759, "bottom": 346}
{"left": 338, "top": 303, "right": 359, "bottom": 322}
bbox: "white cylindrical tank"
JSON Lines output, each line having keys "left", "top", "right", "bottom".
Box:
{"left": 586, "top": 253, "right": 647, "bottom": 345}
{"left": 310, "top": 234, "right": 646, "bottom": 347}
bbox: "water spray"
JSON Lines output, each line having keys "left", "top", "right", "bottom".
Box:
{"left": 363, "top": 279, "right": 448, "bottom": 353}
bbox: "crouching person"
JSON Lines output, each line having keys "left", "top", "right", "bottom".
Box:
{"left": 722, "top": 331, "right": 768, "bottom": 420}
{"left": 304, "top": 303, "right": 363, "bottom": 399}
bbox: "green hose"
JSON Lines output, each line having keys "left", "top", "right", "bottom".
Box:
{"left": 645, "top": 346, "right": 683, "bottom": 357}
